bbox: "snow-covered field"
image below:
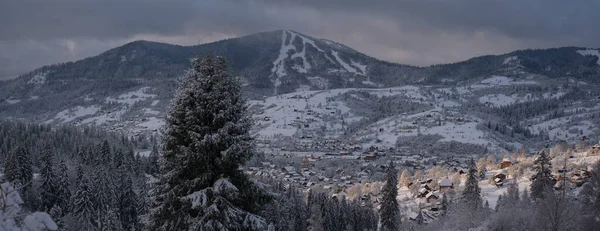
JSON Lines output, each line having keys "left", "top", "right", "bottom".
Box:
{"left": 105, "top": 87, "right": 157, "bottom": 106}
{"left": 52, "top": 105, "right": 101, "bottom": 123}
{"left": 577, "top": 49, "right": 600, "bottom": 65}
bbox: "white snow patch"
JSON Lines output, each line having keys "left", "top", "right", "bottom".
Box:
{"left": 331, "top": 50, "right": 360, "bottom": 75}
{"left": 29, "top": 96, "right": 39, "bottom": 100}
{"left": 151, "top": 100, "right": 160, "bottom": 106}
{"left": 53, "top": 105, "right": 101, "bottom": 123}
{"left": 361, "top": 81, "right": 378, "bottom": 86}
{"left": 5, "top": 99, "right": 20, "bottom": 104}
{"left": 136, "top": 150, "right": 152, "bottom": 157}
{"left": 27, "top": 72, "right": 47, "bottom": 85}
{"left": 351, "top": 60, "right": 367, "bottom": 74}
{"left": 80, "top": 108, "right": 126, "bottom": 125}
{"left": 307, "top": 76, "right": 329, "bottom": 89}
{"left": 478, "top": 94, "right": 516, "bottom": 107}
{"left": 577, "top": 49, "right": 600, "bottom": 65}
{"left": 473, "top": 76, "right": 538, "bottom": 89}
{"left": 502, "top": 56, "right": 519, "bottom": 65}
{"left": 137, "top": 117, "right": 164, "bottom": 131}
{"left": 271, "top": 30, "right": 296, "bottom": 78}
{"left": 542, "top": 92, "right": 566, "bottom": 99}
{"left": 105, "top": 87, "right": 156, "bottom": 106}
{"left": 143, "top": 108, "right": 160, "bottom": 115}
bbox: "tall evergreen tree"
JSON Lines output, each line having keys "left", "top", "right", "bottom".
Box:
{"left": 119, "top": 176, "right": 139, "bottom": 230}
{"left": 530, "top": 150, "right": 553, "bottom": 200}
{"left": 99, "top": 140, "right": 111, "bottom": 165}
{"left": 150, "top": 54, "right": 268, "bottom": 230}
{"left": 462, "top": 158, "right": 482, "bottom": 210}
{"left": 6, "top": 146, "right": 34, "bottom": 206}
{"left": 55, "top": 160, "right": 71, "bottom": 216}
{"left": 38, "top": 145, "right": 58, "bottom": 211}
{"left": 380, "top": 161, "right": 400, "bottom": 231}
{"left": 71, "top": 176, "right": 95, "bottom": 230}
{"left": 146, "top": 145, "right": 159, "bottom": 175}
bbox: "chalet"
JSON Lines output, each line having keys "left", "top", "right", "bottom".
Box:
{"left": 425, "top": 191, "right": 441, "bottom": 203}
{"left": 493, "top": 173, "right": 507, "bottom": 181}
{"left": 439, "top": 178, "right": 454, "bottom": 190}
{"left": 283, "top": 166, "right": 297, "bottom": 175}
{"left": 591, "top": 144, "right": 600, "bottom": 155}
{"left": 494, "top": 178, "right": 504, "bottom": 187}
{"left": 493, "top": 173, "right": 507, "bottom": 187}
{"left": 499, "top": 158, "right": 514, "bottom": 169}
{"left": 418, "top": 188, "right": 429, "bottom": 198}
{"left": 363, "top": 155, "right": 377, "bottom": 161}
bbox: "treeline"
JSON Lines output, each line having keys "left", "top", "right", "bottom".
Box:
{"left": 259, "top": 180, "right": 378, "bottom": 231}
{"left": 0, "top": 120, "right": 157, "bottom": 164}
{"left": 0, "top": 120, "right": 160, "bottom": 230}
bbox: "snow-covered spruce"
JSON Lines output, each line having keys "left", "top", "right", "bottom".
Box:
{"left": 150, "top": 54, "right": 268, "bottom": 230}
{"left": 0, "top": 181, "right": 58, "bottom": 231}
{"left": 530, "top": 149, "right": 553, "bottom": 200}
{"left": 379, "top": 161, "right": 400, "bottom": 231}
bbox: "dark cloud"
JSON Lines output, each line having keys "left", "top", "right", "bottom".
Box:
{"left": 1, "top": 0, "right": 599, "bottom": 79}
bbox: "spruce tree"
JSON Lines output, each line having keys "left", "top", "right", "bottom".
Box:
{"left": 147, "top": 145, "right": 159, "bottom": 175}
{"left": 380, "top": 161, "right": 400, "bottom": 231}
{"left": 462, "top": 158, "right": 482, "bottom": 210}
{"left": 150, "top": 54, "right": 267, "bottom": 230}
{"left": 38, "top": 145, "right": 58, "bottom": 212}
{"left": 99, "top": 140, "right": 111, "bottom": 165}
{"left": 530, "top": 150, "right": 553, "bottom": 200}
{"left": 7, "top": 146, "right": 33, "bottom": 206}
{"left": 71, "top": 176, "right": 95, "bottom": 230}
{"left": 119, "top": 176, "right": 139, "bottom": 230}
{"left": 55, "top": 160, "right": 71, "bottom": 215}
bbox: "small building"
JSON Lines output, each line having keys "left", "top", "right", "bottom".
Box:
{"left": 493, "top": 173, "right": 507, "bottom": 181}
{"left": 591, "top": 144, "right": 600, "bottom": 155}
{"left": 499, "top": 158, "right": 514, "bottom": 169}
{"left": 439, "top": 178, "right": 454, "bottom": 190}
{"left": 494, "top": 178, "right": 504, "bottom": 187}
{"left": 425, "top": 191, "right": 442, "bottom": 203}
{"left": 363, "top": 155, "right": 377, "bottom": 161}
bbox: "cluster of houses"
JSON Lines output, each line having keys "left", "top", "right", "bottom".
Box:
{"left": 552, "top": 168, "right": 593, "bottom": 190}
{"left": 244, "top": 160, "right": 373, "bottom": 191}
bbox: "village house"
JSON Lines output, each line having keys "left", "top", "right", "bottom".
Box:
{"left": 591, "top": 143, "right": 600, "bottom": 155}
{"left": 499, "top": 158, "right": 514, "bottom": 169}
{"left": 493, "top": 173, "right": 507, "bottom": 187}
{"left": 425, "top": 191, "right": 442, "bottom": 204}
{"left": 439, "top": 178, "right": 453, "bottom": 191}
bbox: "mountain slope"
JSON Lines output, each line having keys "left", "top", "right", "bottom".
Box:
{"left": 1, "top": 30, "right": 600, "bottom": 153}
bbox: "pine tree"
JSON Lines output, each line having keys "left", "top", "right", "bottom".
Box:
{"left": 119, "top": 176, "right": 139, "bottom": 230}
{"left": 137, "top": 179, "right": 150, "bottom": 229}
{"left": 462, "top": 158, "right": 482, "bottom": 210}
{"left": 146, "top": 145, "right": 159, "bottom": 175}
{"left": 112, "top": 149, "right": 124, "bottom": 169}
{"left": 7, "top": 146, "right": 34, "bottom": 206}
{"left": 99, "top": 140, "right": 111, "bottom": 165}
{"left": 71, "top": 176, "right": 95, "bottom": 230}
{"left": 415, "top": 209, "right": 424, "bottom": 225}
{"left": 530, "top": 150, "right": 553, "bottom": 200}
{"left": 55, "top": 160, "right": 71, "bottom": 215}
{"left": 38, "top": 145, "right": 58, "bottom": 212}
{"left": 150, "top": 54, "right": 268, "bottom": 230}
{"left": 380, "top": 161, "right": 400, "bottom": 231}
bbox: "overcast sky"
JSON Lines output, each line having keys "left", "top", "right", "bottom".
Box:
{"left": 2, "top": 0, "right": 599, "bottom": 79}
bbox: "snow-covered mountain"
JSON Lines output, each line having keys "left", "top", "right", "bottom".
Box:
{"left": 1, "top": 30, "right": 600, "bottom": 154}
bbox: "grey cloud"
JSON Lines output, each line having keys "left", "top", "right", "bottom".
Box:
{"left": 1, "top": 0, "right": 600, "bottom": 78}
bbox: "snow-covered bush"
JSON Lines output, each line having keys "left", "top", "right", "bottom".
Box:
{"left": 0, "top": 182, "right": 57, "bottom": 231}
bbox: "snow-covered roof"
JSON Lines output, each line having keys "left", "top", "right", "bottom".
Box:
{"left": 439, "top": 178, "right": 453, "bottom": 187}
